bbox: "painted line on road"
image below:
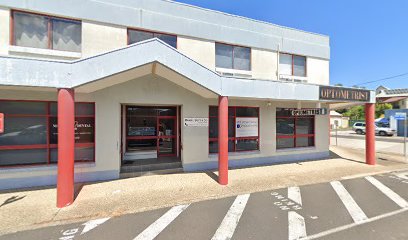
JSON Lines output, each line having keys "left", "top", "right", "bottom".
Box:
{"left": 365, "top": 176, "right": 408, "bottom": 208}
{"left": 303, "top": 207, "right": 408, "bottom": 240}
{"left": 81, "top": 217, "right": 110, "bottom": 235}
{"left": 211, "top": 194, "right": 250, "bottom": 240}
{"left": 288, "top": 186, "right": 302, "bottom": 206}
{"left": 133, "top": 204, "right": 190, "bottom": 240}
{"left": 330, "top": 181, "right": 368, "bottom": 223}
{"left": 288, "top": 211, "right": 307, "bottom": 240}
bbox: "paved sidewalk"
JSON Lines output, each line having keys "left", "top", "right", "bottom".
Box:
{"left": 1, "top": 146, "right": 407, "bottom": 235}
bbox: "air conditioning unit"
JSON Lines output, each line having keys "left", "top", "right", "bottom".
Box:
{"left": 279, "top": 74, "right": 308, "bottom": 83}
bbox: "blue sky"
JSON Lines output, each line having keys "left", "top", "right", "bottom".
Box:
{"left": 175, "top": 0, "right": 408, "bottom": 90}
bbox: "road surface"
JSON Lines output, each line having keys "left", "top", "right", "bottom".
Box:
{"left": 3, "top": 171, "right": 408, "bottom": 239}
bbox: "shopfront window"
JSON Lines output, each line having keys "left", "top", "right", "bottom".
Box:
{"left": 276, "top": 108, "right": 315, "bottom": 149}
{"left": 0, "top": 100, "right": 95, "bottom": 167}
{"left": 128, "top": 29, "right": 177, "bottom": 48}
{"left": 209, "top": 106, "right": 259, "bottom": 153}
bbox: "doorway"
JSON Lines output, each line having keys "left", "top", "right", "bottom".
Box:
{"left": 122, "top": 105, "right": 181, "bottom": 167}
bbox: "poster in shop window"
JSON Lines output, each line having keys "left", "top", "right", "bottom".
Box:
{"left": 236, "top": 117, "right": 258, "bottom": 137}
{"left": 49, "top": 117, "right": 95, "bottom": 144}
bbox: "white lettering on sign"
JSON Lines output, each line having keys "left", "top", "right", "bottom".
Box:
{"left": 184, "top": 118, "right": 208, "bottom": 127}
{"left": 236, "top": 117, "right": 258, "bottom": 137}
{"left": 291, "top": 108, "right": 327, "bottom": 116}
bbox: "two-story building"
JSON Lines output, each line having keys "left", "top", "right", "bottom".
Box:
{"left": 0, "top": 0, "right": 376, "bottom": 207}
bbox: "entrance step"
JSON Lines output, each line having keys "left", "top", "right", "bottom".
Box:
{"left": 120, "top": 167, "right": 184, "bottom": 178}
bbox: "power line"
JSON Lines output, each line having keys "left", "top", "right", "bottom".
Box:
{"left": 355, "top": 72, "right": 408, "bottom": 86}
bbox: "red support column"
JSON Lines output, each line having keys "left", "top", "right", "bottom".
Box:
{"left": 365, "top": 103, "right": 376, "bottom": 165}
{"left": 57, "top": 88, "right": 75, "bottom": 208}
{"left": 218, "top": 96, "right": 228, "bottom": 185}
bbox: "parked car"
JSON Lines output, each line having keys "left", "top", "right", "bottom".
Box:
{"left": 352, "top": 122, "right": 396, "bottom": 136}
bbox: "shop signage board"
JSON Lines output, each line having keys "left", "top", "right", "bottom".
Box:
{"left": 0, "top": 113, "right": 3, "bottom": 134}
{"left": 184, "top": 118, "right": 208, "bottom": 127}
{"left": 290, "top": 108, "right": 328, "bottom": 116}
{"left": 50, "top": 118, "right": 95, "bottom": 143}
{"left": 395, "top": 112, "right": 407, "bottom": 120}
{"left": 319, "top": 86, "right": 370, "bottom": 102}
{"left": 236, "top": 117, "right": 258, "bottom": 137}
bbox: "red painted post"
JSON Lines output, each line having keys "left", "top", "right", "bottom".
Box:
{"left": 218, "top": 96, "right": 228, "bottom": 185}
{"left": 365, "top": 103, "right": 376, "bottom": 165}
{"left": 57, "top": 88, "right": 75, "bottom": 208}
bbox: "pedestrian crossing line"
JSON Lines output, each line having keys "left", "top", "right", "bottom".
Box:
{"left": 288, "top": 211, "right": 307, "bottom": 240}
{"left": 133, "top": 204, "right": 190, "bottom": 240}
{"left": 365, "top": 176, "right": 408, "bottom": 208}
{"left": 330, "top": 181, "right": 368, "bottom": 223}
{"left": 288, "top": 186, "right": 302, "bottom": 206}
{"left": 211, "top": 194, "right": 250, "bottom": 240}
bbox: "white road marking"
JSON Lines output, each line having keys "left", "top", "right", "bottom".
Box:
{"left": 211, "top": 194, "right": 250, "bottom": 240}
{"left": 81, "top": 217, "right": 110, "bottom": 235}
{"left": 133, "top": 204, "right": 190, "bottom": 240}
{"left": 330, "top": 181, "right": 368, "bottom": 223}
{"left": 365, "top": 176, "right": 408, "bottom": 208}
{"left": 288, "top": 211, "right": 307, "bottom": 240}
{"left": 304, "top": 208, "right": 408, "bottom": 240}
{"left": 288, "top": 187, "right": 302, "bottom": 206}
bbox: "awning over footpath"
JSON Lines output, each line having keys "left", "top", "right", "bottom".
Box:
{"left": 0, "top": 38, "right": 375, "bottom": 104}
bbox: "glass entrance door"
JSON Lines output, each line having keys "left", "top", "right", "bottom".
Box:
{"left": 125, "top": 106, "right": 178, "bottom": 161}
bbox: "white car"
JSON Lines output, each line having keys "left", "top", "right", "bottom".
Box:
{"left": 352, "top": 122, "right": 396, "bottom": 136}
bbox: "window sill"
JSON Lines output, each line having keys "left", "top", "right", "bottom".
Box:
{"left": 279, "top": 74, "right": 308, "bottom": 83}
{"left": 9, "top": 45, "right": 82, "bottom": 59}
{"left": 209, "top": 150, "right": 261, "bottom": 158}
{"left": 0, "top": 162, "right": 95, "bottom": 173}
{"left": 276, "top": 147, "right": 316, "bottom": 153}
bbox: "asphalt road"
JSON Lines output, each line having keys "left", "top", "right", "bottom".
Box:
{"left": 3, "top": 171, "right": 408, "bottom": 240}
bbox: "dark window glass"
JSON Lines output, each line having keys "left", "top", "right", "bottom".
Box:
{"left": 75, "top": 103, "right": 95, "bottom": 116}
{"left": 0, "top": 149, "right": 48, "bottom": 166}
{"left": 14, "top": 12, "right": 48, "bottom": 49}
{"left": 295, "top": 137, "right": 314, "bottom": 148}
{"left": 277, "top": 138, "right": 295, "bottom": 149}
{"left": 209, "top": 117, "right": 218, "bottom": 138}
{"left": 50, "top": 147, "right": 95, "bottom": 163}
{"left": 236, "top": 107, "right": 258, "bottom": 117}
{"left": 127, "top": 117, "right": 157, "bottom": 136}
{"left": 49, "top": 116, "right": 95, "bottom": 144}
{"left": 233, "top": 46, "right": 251, "bottom": 71}
{"left": 276, "top": 108, "right": 292, "bottom": 117}
{"left": 209, "top": 107, "right": 218, "bottom": 117}
{"left": 277, "top": 118, "right": 295, "bottom": 135}
{"left": 293, "top": 56, "right": 306, "bottom": 77}
{"left": 158, "top": 107, "right": 176, "bottom": 116}
{"left": 13, "top": 11, "right": 81, "bottom": 52}
{"left": 128, "top": 30, "right": 177, "bottom": 48}
{"left": 159, "top": 118, "right": 175, "bottom": 136}
{"left": 209, "top": 141, "right": 218, "bottom": 153}
{"left": 52, "top": 18, "right": 81, "bottom": 52}
{"left": 236, "top": 139, "right": 258, "bottom": 151}
{"left": 126, "top": 139, "right": 157, "bottom": 152}
{"left": 0, "top": 101, "right": 46, "bottom": 115}
{"left": 215, "top": 43, "right": 233, "bottom": 69}
{"left": 0, "top": 117, "right": 47, "bottom": 145}
{"left": 228, "top": 117, "right": 235, "bottom": 138}
{"left": 158, "top": 138, "right": 175, "bottom": 155}
{"left": 296, "top": 118, "right": 314, "bottom": 135}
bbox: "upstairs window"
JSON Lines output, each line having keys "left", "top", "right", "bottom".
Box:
{"left": 128, "top": 29, "right": 177, "bottom": 48}
{"left": 279, "top": 53, "right": 306, "bottom": 77}
{"left": 215, "top": 43, "right": 251, "bottom": 71}
{"left": 12, "top": 11, "right": 82, "bottom": 52}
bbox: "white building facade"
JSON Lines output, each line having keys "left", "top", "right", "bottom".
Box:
{"left": 0, "top": 0, "right": 375, "bottom": 197}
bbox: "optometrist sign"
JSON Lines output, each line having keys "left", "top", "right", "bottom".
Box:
{"left": 319, "top": 86, "right": 370, "bottom": 102}
{"left": 0, "top": 113, "right": 3, "bottom": 134}
{"left": 236, "top": 117, "right": 258, "bottom": 137}
{"left": 290, "top": 108, "right": 328, "bottom": 116}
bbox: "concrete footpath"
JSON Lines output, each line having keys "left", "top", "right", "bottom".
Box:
{"left": 1, "top": 146, "right": 408, "bottom": 235}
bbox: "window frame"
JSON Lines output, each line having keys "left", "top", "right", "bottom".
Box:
{"left": 276, "top": 108, "right": 315, "bottom": 149}
{"left": 279, "top": 53, "right": 307, "bottom": 77}
{"left": 215, "top": 42, "right": 252, "bottom": 71}
{"left": 127, "top": 28, "right": 178, "bottom": 49}
{"left": 0, "top": 99, "right": 95, "bottom": 168}
{"left": 209, "top": 106, "right": 260, "bottom": 153}
{"left": 10, "top": 10, "right": 82, "bottom": 52}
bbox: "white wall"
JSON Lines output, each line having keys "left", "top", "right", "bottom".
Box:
{"left": 82, "top": 20, "right": 127, "bottom": 58}
{"left": 251, "top": 48, "right": 278, "bottom": 80}
{"left": 0, "top": 7, "right": 9, "bottom": 56}
{"left": 177, "top": 36, "right": 216, "bottom": 70}
{"left": 307, "top": 57, "right": 330, "bottom": 85}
